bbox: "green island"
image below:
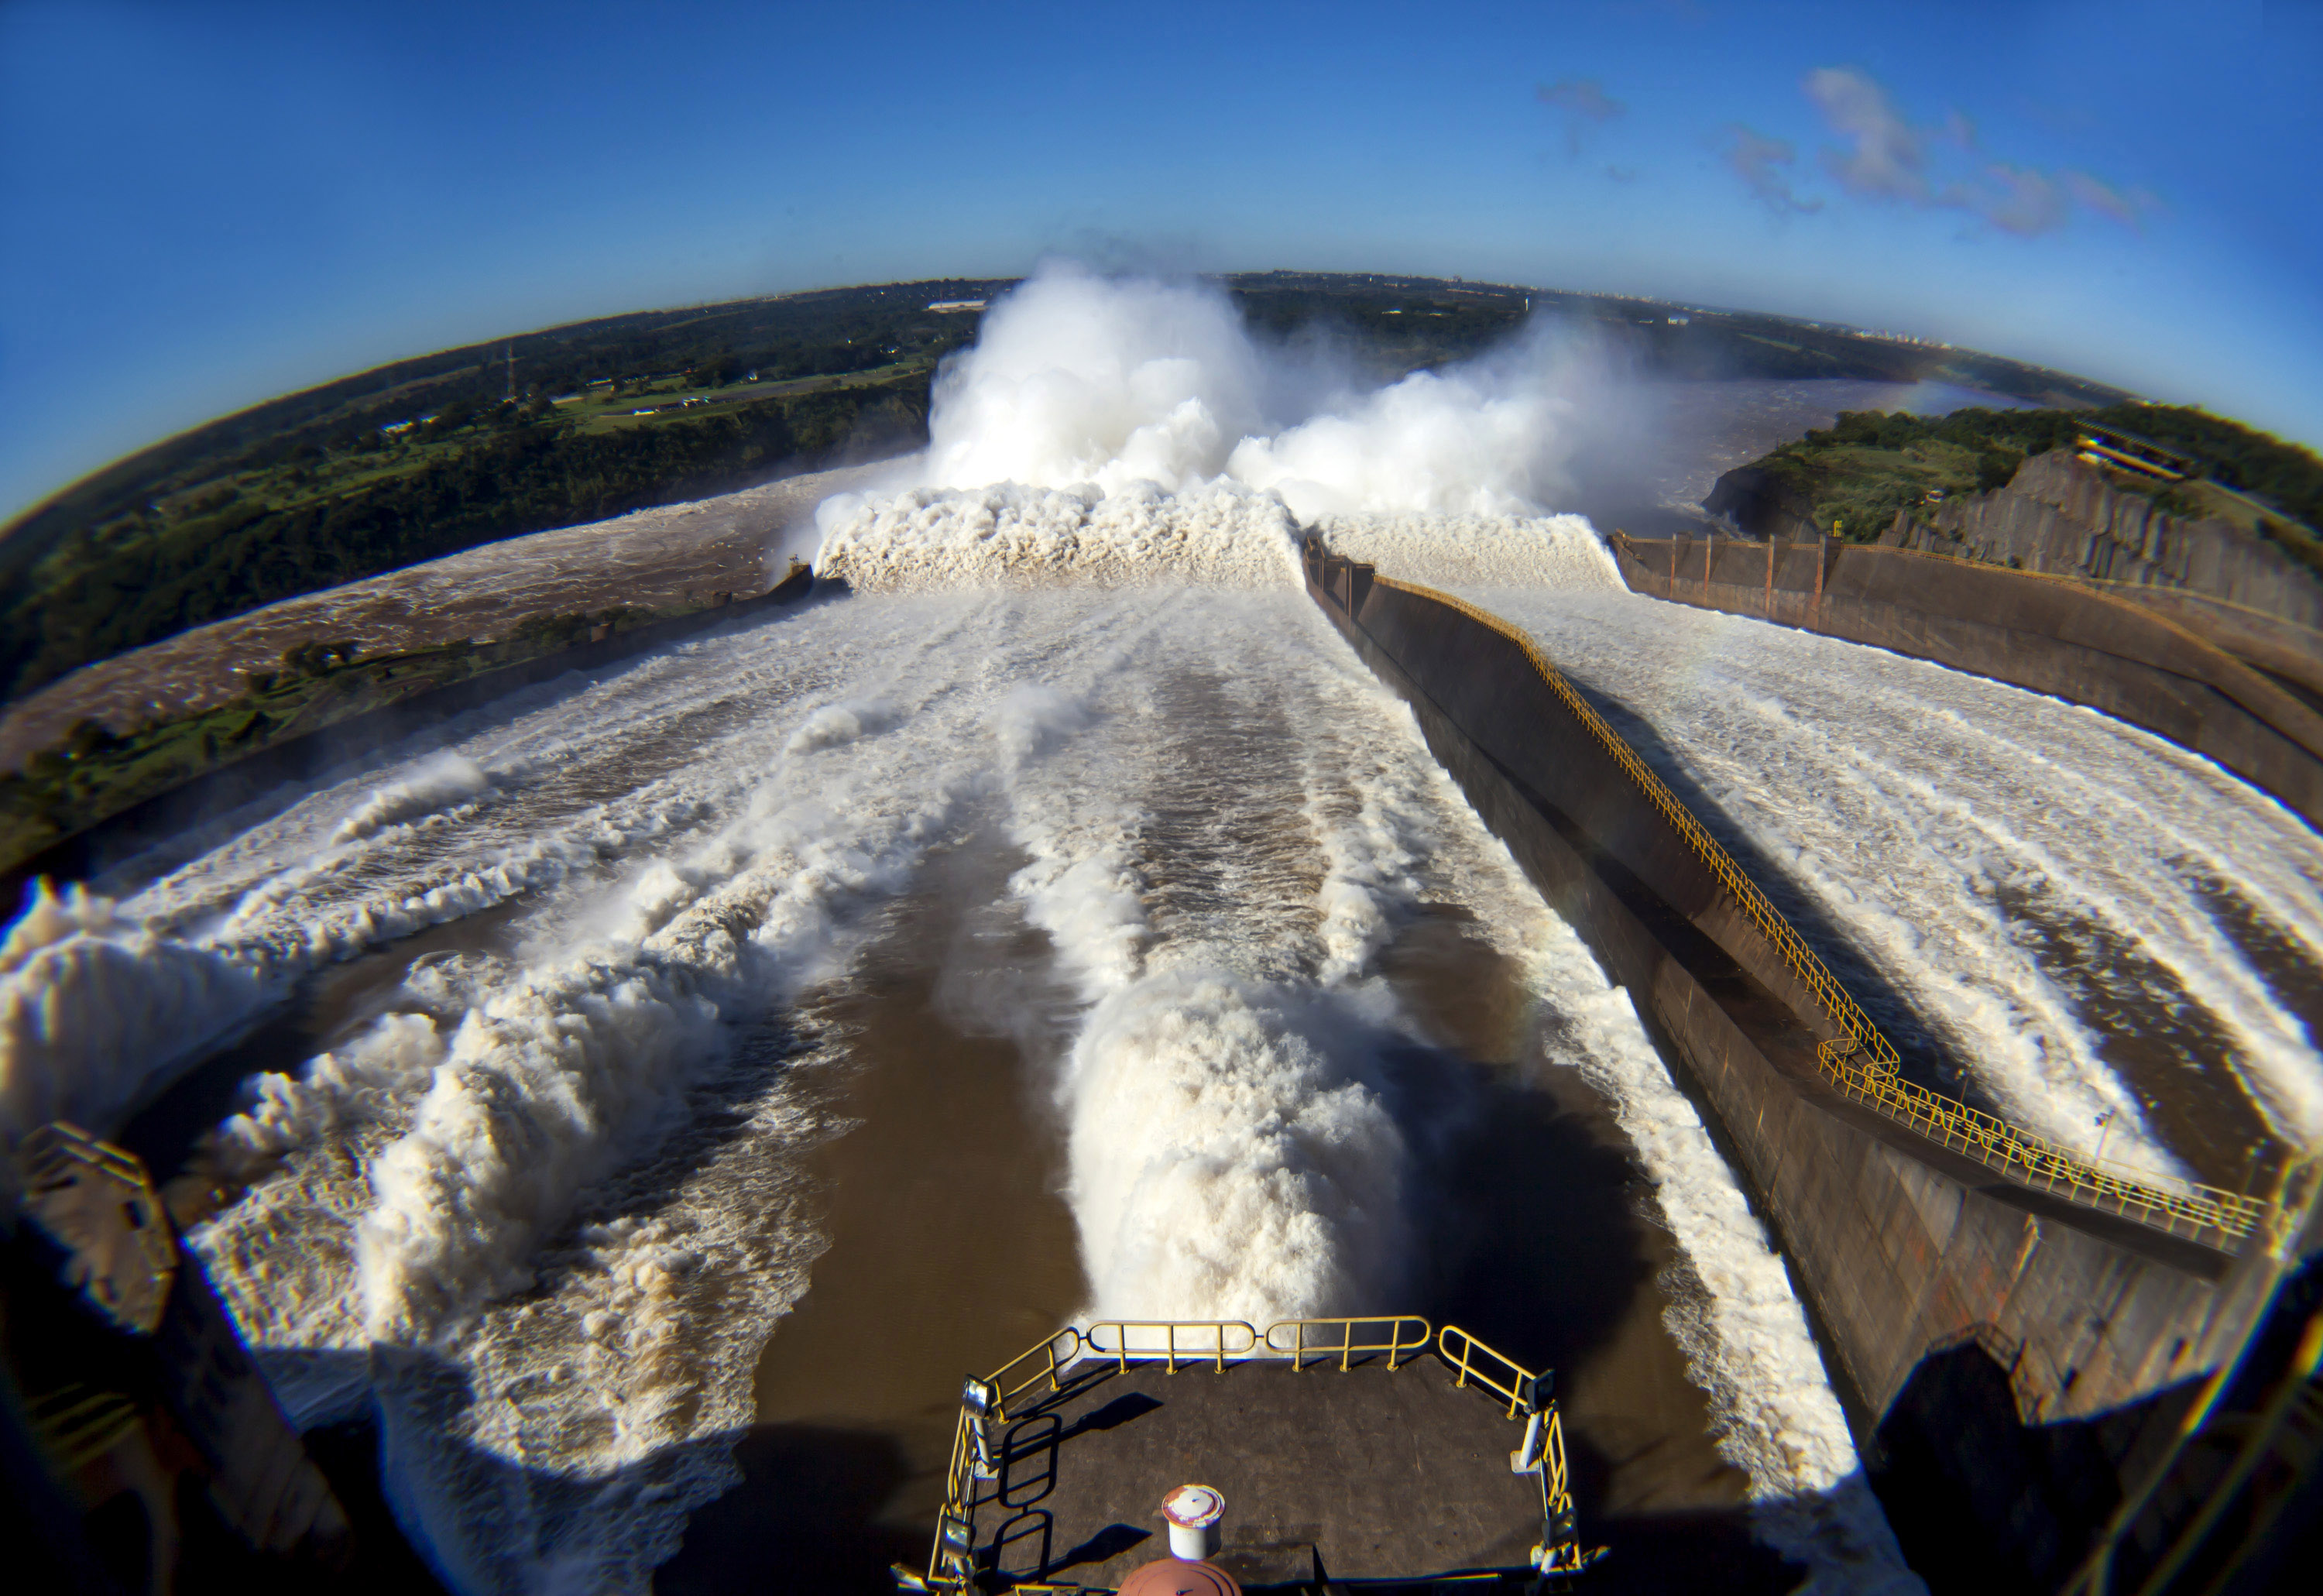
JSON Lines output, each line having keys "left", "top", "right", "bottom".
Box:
{"left": 1722, "top": 403, "right": 2323, "bottom": 568}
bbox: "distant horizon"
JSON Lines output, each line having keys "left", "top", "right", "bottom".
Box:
{"left": 0, "top": 265, "right": 2163, "bottom": 535}
{"left": 5, "top": 2, "right": 2315, "bottom": 524}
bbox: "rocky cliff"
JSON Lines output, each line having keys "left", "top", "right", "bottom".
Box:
{"left": 1704, "top": 448, "right": 2323, "bottom": 698}
{"left": 1888, "top": 450, "right": 2323, "bottom": 633}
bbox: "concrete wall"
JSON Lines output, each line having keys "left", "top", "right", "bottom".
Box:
{"left": 1612, "top": 534, "right": 2323, "bottom": 833}
{"left": 1302, "top": 546, "right": 2311, "bottom": 1586}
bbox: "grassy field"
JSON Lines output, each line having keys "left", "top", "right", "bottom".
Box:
{"left": 0, "top": 599, "right": 721, "bottom": 874}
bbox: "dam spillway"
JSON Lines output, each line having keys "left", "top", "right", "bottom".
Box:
{"left": 8, "top": 262, "right": 2321, "bottom": 1595}
{"left": 1301, "top": 538, "right": 2323, "bottom": 1595}
{"left": 5, "top": 520, "right": 2318, "bottom": 1592}
{"left": 10, "top": 571, "right": 1909, "bottom": 1593}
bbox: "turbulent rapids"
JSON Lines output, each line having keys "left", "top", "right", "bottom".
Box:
{"left": 4, "top": 266, "right": 2318, "bottom": 1596}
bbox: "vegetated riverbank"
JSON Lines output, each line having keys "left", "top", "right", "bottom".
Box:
{"left": 0, "top": 561, "right": 817, "bottom": 894}
{"left": 1704, "top": 403, "right": 2323, "bottom": 575}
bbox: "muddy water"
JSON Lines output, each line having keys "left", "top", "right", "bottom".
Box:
{"left": 83, "top": 582, "right": 1872, "bottom": 1594}
{"left": 663, "top": 880, "right": 1779, "bottom": 1595}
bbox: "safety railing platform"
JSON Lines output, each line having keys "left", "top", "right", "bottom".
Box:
{"left": 907, "top": 1318, "right": 1594, "bottom": 1593}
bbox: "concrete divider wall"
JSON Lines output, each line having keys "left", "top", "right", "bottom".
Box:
{"left": 1613, "top": 535, "right": 2323, "bottom": 832}
{"left": 1302, "top": 548, "right": 2299, "bottom": 1584}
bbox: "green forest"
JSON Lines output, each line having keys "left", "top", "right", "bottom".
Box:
{"left": 5, "top": 382, "right": 921, "bottom": 700}
{"left": 1735, "top": 403, "right": 2323, "bottom": 567}
{"left": 0, "top": 280, "right": 1003, "bottom": 702}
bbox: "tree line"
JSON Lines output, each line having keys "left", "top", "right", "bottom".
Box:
{"left": 2, "top": 384, "right": 924, "bottom": 701}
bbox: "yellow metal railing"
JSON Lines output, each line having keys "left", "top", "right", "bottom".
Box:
{"left": 1358, "top": 571, "right": 2285, "bottom": 1250}
{"left": 918, "top": 1317, "right": 1586, "bottom": 1591}
{"left": 1083, "top": 1320, "right": 1260, "bottom": 1373}
{"left": 983, "top": 1327, "right": 1083, "bottom": 1420}
{"left": 1262, "top": 1315, "right": 1433, "bottom": 1370}
{"left": 1434, "top": 1327, "right": 1582, "bottom": 1572}
{"left": 1438, "top": 1324, "right": 1543, "bottom": 1419}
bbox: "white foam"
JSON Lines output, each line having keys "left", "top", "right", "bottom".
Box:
{"left": 328, "top": 753, "right": 493, "bottom": 845}
{"left": 813, "top": 265, "right": 1637, "bottom": 597}
{"left": 782, "top": 698, "right": 897, "bottom": 754}
{"left": 1318, "top": 509, "right": 1628, "bottom": 592}
{"left": 815, "top": 479, "right": 1303, "bottom": 593}
{"left": 1526, "top": 930, "right": 1923, "bottom": 1593}
{"left": 1060, "top": 969, "right": 1410, "bottom": 1322}
{"left": 1404, "top": 777, "right": 1923, "bottom": 1594}
{"left": 989, "top": 595, "right": 1427, "bottom": 1326}
{"left": 0, "top": 878, "right": 273, "bottom": 1170}
{"left": 1470, "top": 587, "right": 2323, "bottom": 1176}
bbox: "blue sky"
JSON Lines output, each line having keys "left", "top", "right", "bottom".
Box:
{"left": 3, "top": 0, "right": 2318, "bottom": 524}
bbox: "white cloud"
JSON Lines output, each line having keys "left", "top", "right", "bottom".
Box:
{"left": 1538, "top": 76, "right": 1626, "bottom": 156}
{"left": 1772, "top": 66, "right": 2150, "bottom": 239}
{"left": 1724, "top": 124, "right": 1822, "bottom": 215}
{"left": 1806, "top": 67, "right": 1933, "bottom": 202}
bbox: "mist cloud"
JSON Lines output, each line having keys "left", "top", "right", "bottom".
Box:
{"left": 910, "top": 262, "right": 1611, "bottom": 522}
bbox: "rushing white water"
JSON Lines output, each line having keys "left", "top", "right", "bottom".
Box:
{"left": 15, "top": 266, "right": 2177, "bottom": 1596}
{"left": 1464, "top": 585, "right": 2323, "bottom": 1185}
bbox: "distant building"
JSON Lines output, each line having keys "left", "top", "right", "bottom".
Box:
{"left": 928, "top": 299, "right": 987, "bottom": 312}
{"left": 2075, "top": 425, "right": 2195, "bottom": 482}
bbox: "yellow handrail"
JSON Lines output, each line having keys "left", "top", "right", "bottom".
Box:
{"left": 920, "top": 1314, "right": 1577, "bottom": 1592}
{"left": 1262, "top": 1315, "right": 1433, "bottom": 1370}
{"left": 1436, "top": 1324, "right": 1542, "bottom": 1418}
{"left": 985, "top": 1327, "right": 1083, "bottom": 1420}
{"left": 1358, "top": 570, "right": 2284, "bottom": 1249}
{"left": 1083, "top": 1320, "right": 1260, "bottom": 1373}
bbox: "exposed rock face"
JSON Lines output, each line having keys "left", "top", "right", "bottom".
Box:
{"left": 1700, "top": 465, "right": 1820, "bottom": 544}
{"left": 1701, "top": 448, "right": 2323, "bottom": 695}
{"left": 1889, "top": 450, "right": 2323, "bottom": 633}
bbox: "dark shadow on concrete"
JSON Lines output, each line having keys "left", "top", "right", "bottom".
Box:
{"left": 1062, "top": 1391, "right": 1163, "bottom": 1440}
{"left": 1052, "top": 1521, "right": 1153, "bottom": 1573}
{"left": 1392, "top": 1051, "right": 1652, "bottom": 1381}
{"left": 1872, "top": 1338, "right": 2156, "bottom": 1596}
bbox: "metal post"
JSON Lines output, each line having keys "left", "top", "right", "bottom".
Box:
{"left": 1703, "top": 530, "right": 1714, "bottom": 601}
{"left": 1510, "top": 1409, "right": 1544, "bottom": 1474}
{"left": 1765, "top": 536, "right": 1776, "bottom": 616}
{"left": 1813, "top": 529, "right": 1827, "bottom": 613}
